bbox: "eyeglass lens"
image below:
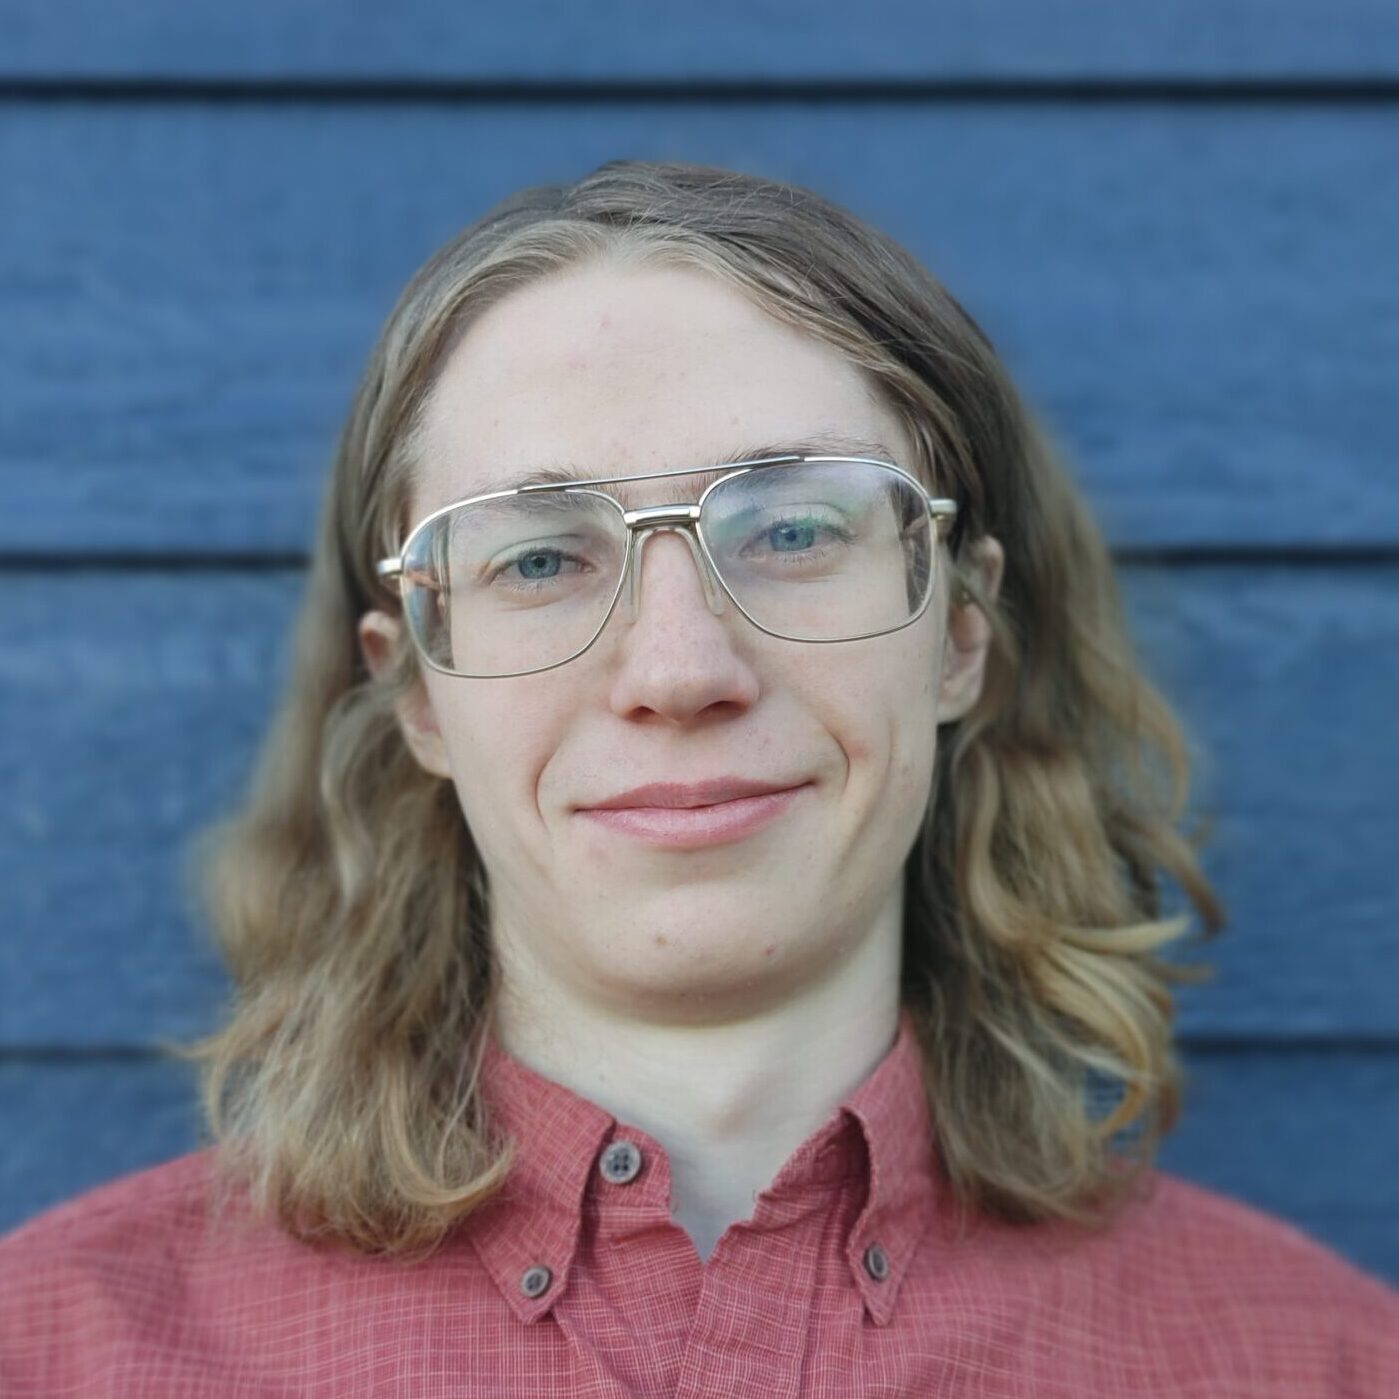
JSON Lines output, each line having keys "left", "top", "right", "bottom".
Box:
{"left": 400, "top": 459, "right": 935, "bottom": 677}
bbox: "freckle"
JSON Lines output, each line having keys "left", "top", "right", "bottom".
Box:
{"left": 656, "top": 934, "right": 668, "bottom": 946}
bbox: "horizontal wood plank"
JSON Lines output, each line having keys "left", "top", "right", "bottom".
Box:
{"left": 2, "top": 105, "right": 1398, "bottom": 553}
{"left": 2, "top": 565, "right": 1396, "bottom": 1046}
{"left": 3, "top": 1049, "right": 1396, "bottom": 1285}
{"left": 4, "top": 1, "right": 1399, "bottom": 82}
{"left": 0, "top": 1056, "right": 206, "bottom": 1236}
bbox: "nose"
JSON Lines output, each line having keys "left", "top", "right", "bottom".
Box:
{"left": 604, "top": 527, "right": 761, "bottom": 723}
{"left": 617, "top": 519, "right": 726, "bottom": 623}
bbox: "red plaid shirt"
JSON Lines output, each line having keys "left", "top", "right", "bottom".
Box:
{"left": 3, "top": 1009, "right": 1397, "bottom": 1396}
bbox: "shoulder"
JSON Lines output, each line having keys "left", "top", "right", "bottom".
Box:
{"left": 0, "top": 1149, "right": 507, "bottom": 1395}
{"left": 0, "top": 1149, "right": 240, "bottom": 1391}
{"left": 929, "top": 1167, "right": 1399, "bottom": 1391}
{"left": 1116, "top": 1169, "right": 1399, "bottom": 1382}
{"left": 0, "top": 1147, "right": 224, "bottom": 1302}
{"left": 0, "top": 1148, "right": 224, "bottom": 1304}
{"left": 1132, "top": 1169, "right": 1397, "bottom": 1305}
{"left": 1, "top": 1149, "right": 219, "bottom": 1263}
{"left": 968, "top": 1167, "right": 1399, "bottom": 1328}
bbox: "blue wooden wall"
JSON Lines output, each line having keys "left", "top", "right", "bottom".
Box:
{"left": 2, "top": 3, "right": 1397, "bottom": 1285}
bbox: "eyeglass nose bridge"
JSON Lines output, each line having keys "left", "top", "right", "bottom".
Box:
{"left": 618, "top": 503, "right": 726, "bottom": 624}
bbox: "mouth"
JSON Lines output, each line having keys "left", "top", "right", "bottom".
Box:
{"left": 576, "top": 778, "right": 812, "bottom": 849}
{"left": 587, "top": 778, "right": 807, "bottom": 810}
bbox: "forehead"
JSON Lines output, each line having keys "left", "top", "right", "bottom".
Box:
{"left": 410, "top": 261, "right": 912, "bottom": 516}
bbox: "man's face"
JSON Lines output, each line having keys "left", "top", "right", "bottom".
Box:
{"left": 363, "top": 260, "right": 986, "bottom": 1023}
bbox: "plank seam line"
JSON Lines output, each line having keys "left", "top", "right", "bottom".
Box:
{"left": 2, "top": 76, "right": 1399, "bottom": 105}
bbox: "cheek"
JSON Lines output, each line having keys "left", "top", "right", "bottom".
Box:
{"left": 811, "top": 631, "right": 940, "bottom": 782}
{"left": 428, "top": 684, "right": 558, "bottom": 835}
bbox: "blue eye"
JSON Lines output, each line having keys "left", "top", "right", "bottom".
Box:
{"left": 514, "top": 549, "right": 563, "bottom": 580}
{"left": 768, "top": 521, "right": 818, "bottom": 552}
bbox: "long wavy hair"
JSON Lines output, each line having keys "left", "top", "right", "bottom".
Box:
{"left": 171, "top": 159, "right": 1224, "bottom": 1258}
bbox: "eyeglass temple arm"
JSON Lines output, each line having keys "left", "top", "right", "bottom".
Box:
{"left": 375, "top": 557, "right": 404, "bottom": 593}
{"left": 376, "top": 558, "right": 444, "bottom": 599}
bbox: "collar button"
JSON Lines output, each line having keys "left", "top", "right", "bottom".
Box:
{"left": 863, "top": 1242, "right": 890, "bottom": 1282}
{"left": 521, "top": 1264, "right": 553, "bottom": 1298}
{"left": 599, "top": 1139, "right": 643, "bottom": 1185}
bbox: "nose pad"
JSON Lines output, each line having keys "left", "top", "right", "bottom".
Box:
{"left": 620, "top": 526, "right": 727, "bottom": 624}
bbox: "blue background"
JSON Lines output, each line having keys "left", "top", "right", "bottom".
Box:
{"left": 1, "top": 1, "right": 1396, "bottom": 1284}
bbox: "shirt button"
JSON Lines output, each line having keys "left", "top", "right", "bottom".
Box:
{"left": 520, "top": 1264, "right": 553, "bottom": 1298}
{"left": 598, "top": 1139, "right": 643, "bottom": 1185}
{"left": 863, "top": 1242, "right": 890, "bottom": 1282}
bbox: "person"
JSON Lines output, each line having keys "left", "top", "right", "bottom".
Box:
{"left": 1, "top": 159, "right": 1395, "bottom": 1396}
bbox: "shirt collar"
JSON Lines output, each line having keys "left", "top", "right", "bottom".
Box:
{"left": 465, "top": 1006, "right": 942, "bottom": 1327}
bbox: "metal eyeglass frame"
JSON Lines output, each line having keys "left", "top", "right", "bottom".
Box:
{"left": 373, "top": 453, "right": 960, "bottom": 678}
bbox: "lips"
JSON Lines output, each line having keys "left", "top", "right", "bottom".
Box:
{"left": 576, "top": 777, "right": 811, "bottom": 849}
{"left": 583, "top": 778, "right": 805, "bottom": 811}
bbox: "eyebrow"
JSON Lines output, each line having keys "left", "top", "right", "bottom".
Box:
{"left": 464, "top": 433, "right": 901, "bottom": 497}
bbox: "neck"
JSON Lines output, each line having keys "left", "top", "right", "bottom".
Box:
{"left": 491, "top": 915, "right": 902, "bottom": 1264}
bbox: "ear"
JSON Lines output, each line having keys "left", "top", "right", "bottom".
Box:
{"left": 937, "top": 535, "right": 1005, "bottom": 723}
{"left": 357, "top": 609, "right": 452, "bottom": 778}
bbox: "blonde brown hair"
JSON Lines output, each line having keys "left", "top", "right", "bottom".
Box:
{"left": 172, "top": 159, "right": 1224, "bottom": 1257}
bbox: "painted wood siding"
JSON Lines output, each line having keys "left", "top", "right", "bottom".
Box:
{"left": 2, "top": 2, "right": 1396, "bottom": 1284}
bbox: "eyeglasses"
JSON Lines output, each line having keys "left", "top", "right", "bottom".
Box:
{"left": 374, "top": 454, "right": 958, "bottom": 678}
